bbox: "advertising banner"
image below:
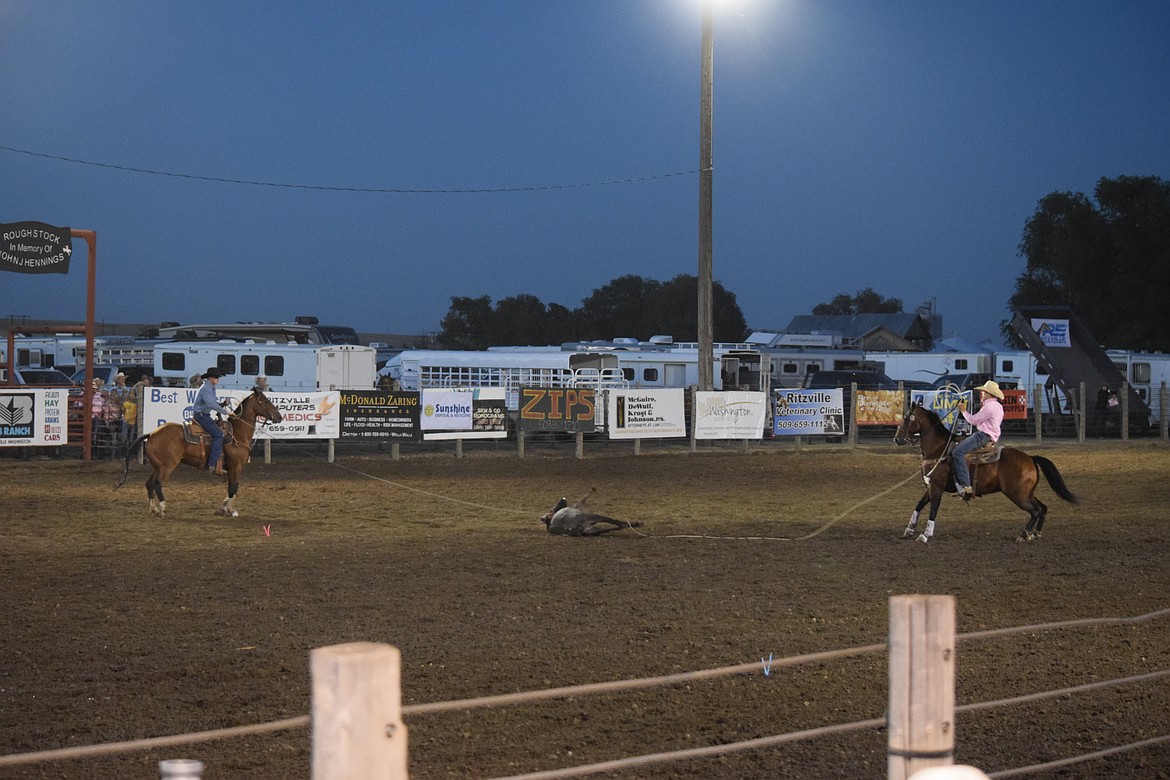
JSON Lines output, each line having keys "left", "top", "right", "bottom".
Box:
{"left": 421, "top": 388, "right": 506, "bottom": 440}
{"left": 1031, "top": 318, "right": 1072, "bottom": 348}
{"left": 339, "top": 390, "right": 421, "bottom": 441}
{"left": 0, "top": 221, "right": 72, "bottom": 274}
{"left": 908, "top": 389, "right": 973, "bottom": 433}
{"left": 420, "top": 389, "right": 473, "bottom": 431}
{"left": 141, "top": 388, "right": 340, "bottom": 439}
{"left": 517, "top": 386, "right": 597, "bottom": 433}
{"left": 772, "top": 389, "right": 844, "bottom": 436}
{"left": 693, "top": 391, "right": 767, "bottom": 439}
{"left": 0, "top": 388, "right": 69, "bottom": 446}
{"left": 855, "top": 390, "right": 904, "bottom": 426}
{"left": 606, "top": 389, "right": 686, "bottom": 440}
{"left": 1002, "top": 389, "right": 1028, "bottom": 420}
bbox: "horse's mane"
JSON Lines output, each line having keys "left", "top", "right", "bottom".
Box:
{"left": 913, "top": 403, "right": 951, "bottom": 436}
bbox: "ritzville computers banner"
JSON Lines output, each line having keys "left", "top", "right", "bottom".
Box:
{"left": 1, "top": 222, "right": 73, "bottom": 274}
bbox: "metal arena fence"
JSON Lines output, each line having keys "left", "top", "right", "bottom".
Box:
{"left": 1, "top": 599, "right": 1166, "bottom": 779}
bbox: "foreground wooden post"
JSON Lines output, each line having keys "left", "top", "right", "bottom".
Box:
{"left": 888, "top": 595, "right": 956, "bottom": 780}
{"left": 312, "top": 642, "right": 408, "bottom": 780}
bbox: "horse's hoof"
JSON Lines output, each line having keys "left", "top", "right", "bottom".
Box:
{"left": 230, "top": 510, "right": 239, "bottom": 518}
{"left": 916, "top": 533, "right": 930, "bottom": 544}
{"left": 901, "top": 528, "right": 915, "bottom": 539}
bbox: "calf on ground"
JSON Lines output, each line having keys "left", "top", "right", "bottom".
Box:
{"left": 540, "top": 491, "right": 641, "bottom": 537}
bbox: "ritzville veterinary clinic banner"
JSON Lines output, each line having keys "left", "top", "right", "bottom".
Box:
{"left": 772, "top": 389, "right": 845, "bottom": 436}
{"left": 0, "top": 388, "right": 69, "bottom": 446}
{"left": 1, "top": 222, "right": 72, "bottom": 274}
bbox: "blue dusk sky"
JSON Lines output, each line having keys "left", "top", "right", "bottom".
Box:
{"left": 2, "top": 1, "right": 1168, "bottom": 343}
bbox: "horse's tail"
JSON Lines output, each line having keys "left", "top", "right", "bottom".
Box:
{"left": 114, "top": 433, "right": 150, "bottom": 489}
{"left": 1033, "top": 456, "right": 1079, "bottom": 504}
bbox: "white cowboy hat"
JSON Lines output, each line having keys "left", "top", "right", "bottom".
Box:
{"left": 974, "top": 380, "right": 1004, "bottom": 400}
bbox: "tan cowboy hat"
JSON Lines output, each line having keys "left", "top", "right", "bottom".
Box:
{"left": 974, "top": 380, "right": 1004, "bottom": 400}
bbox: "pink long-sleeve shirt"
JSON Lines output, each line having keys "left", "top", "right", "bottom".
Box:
{"left": 961, "top": 397, "right": 1003, "bottom": 441}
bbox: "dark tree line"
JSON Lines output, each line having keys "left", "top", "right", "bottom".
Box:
{"left": 812, "top": 287, "right": 903, "bottom": 315}
{"left": 1006, "top": 175, "right": 1170, "bottom": 351}
{"left": 437, "top": 274, "right": 748, "bottom": 350}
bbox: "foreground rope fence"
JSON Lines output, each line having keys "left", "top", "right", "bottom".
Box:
{"left": 1, "top": 602, "right": 1166, "bottom": 777}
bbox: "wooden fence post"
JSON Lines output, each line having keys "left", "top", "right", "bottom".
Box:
{"left": 1033, "top": 384, "right": 1042, "bottom": 443}
{"left": 311, "top": 642, "right": 408, "bottom": 780}
{"left": 1161, "top": 382, "right": 1168, "bottom": 441}
{"left": 1121, "top": 381, "right": 1130, "bottom": 442}
{"left": 848, "top": 382, "right": 858, "bottom": 447}
{"left": 888, "top": 595, "right": 956, "bottom": 780}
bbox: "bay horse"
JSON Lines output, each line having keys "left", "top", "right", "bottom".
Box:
{"left": 893, "top": 402, "right": 1078, "bottom": 542}
{"left": 116, "top": 389, "right": 282, "bottom": 518}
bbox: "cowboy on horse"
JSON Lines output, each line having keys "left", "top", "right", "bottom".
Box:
{"left": 950, "top": 380, "right": 1005, "bottom": 500}
{"left": 191, "top": 367, "right": 235, "bottom": 475}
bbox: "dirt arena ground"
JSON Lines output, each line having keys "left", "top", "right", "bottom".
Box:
{"left": 1, "top": 440, "right": 1168, "bottom": 779}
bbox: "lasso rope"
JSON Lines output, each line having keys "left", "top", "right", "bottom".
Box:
{"left": 327, "top": 454, "right": 924, "bottom": 541}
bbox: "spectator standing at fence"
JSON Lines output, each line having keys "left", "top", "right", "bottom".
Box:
{"left": 192, "top": 368, "right": 233, "bottom": 475}
{"left": 253, "top": 375, "right": 269, "bottom": 393}
{"left": 107, "top": 372, "right": 132, "bottom": 449}
{"left": 89, "top": 378, "right": 108, "bottom": 458}
{"left": 102, "top": 385, "right": 123, "bottom": 458}
{"left": 950, "top": 380, "right": 1004, "bottom": 500}
{"left": 127, "top": 375, "right": 152, "bottom": 440}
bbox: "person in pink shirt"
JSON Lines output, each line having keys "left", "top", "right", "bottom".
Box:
{"left": 950, "top": 380, "right": 1005, "bottom": 500}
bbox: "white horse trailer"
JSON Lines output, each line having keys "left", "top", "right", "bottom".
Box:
{"left": 867, "top": 350, "right": 993, "bottom": 387}
{"left": 154, "top": 341, "right": 377, "bottom": 391}
{"left": 379, "top": 349, "right": 625, "bottom": 411}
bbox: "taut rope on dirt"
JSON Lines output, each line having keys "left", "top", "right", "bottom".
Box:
{"left": 329, "top": 458, "right": 922, "bottom": 542}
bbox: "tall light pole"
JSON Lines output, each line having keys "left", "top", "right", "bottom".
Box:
{"left": 697, "top": 0, "right": 715, "bottom": 391}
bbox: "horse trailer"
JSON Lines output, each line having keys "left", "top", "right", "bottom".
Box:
{"left": 154, "top": 342, "right": 377, "bottom": 391}
{"left": 378, "top": 349, "right": 625, "bottom": 412}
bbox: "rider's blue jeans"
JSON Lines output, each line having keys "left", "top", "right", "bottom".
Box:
{"left": 950, "top": 431, "right": 991, "bottom": 490}
{"left": 193, "top": 411, "right": 224, "bottom": 469}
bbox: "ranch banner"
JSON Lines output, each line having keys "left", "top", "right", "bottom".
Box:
{"left": 772, "top": 389, "right": 845, "bottom": 436}
{"left": 606, "top": 389, "right": 686, "bottom": 440}
{"left": 339, "top": 390, "right": 421, "bottom": 441}
{"left": 0, "top": 221, "right": 72, "bottom": 274}
{"left": 693, "top": 391, "right": 767, "bottom": 439}
{"left": 0, "top": 388, "right": 69, "bottom": 447}
{"left": 422, "top": 388, "right": 507, "bottom": 440}
{"left": 855, "top": 390, "right": 904, "bottom": 426}
{"left": 141, "top": 387, "right": 341, "bottom": 439}
{"left": 517, "top": 386, "right": 597, "bottom": 434}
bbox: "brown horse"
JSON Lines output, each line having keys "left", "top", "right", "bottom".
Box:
{"left": 116, "top": 389, "right": 282, "bottom": 517}
{"left": 893, "top": 402, "right": 1078, "bottom": 542}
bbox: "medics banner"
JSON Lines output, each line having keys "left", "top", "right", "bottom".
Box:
{"left": 772, "top": 389, "right": 845, "bottom": 436}
{"left": 606, "top": 389, "right": 686, "bottom": 439}
{"left": 0, "top": 388, "right": 69, "bottom": 446}
{"left": 141, "top": 387, "right": 340, "bottom": 439}
{"left": 421, "top": 388, "right": 506, "bottom": 440}
{"left": 693, "top": 391, "right": 767, "bottom": 439}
